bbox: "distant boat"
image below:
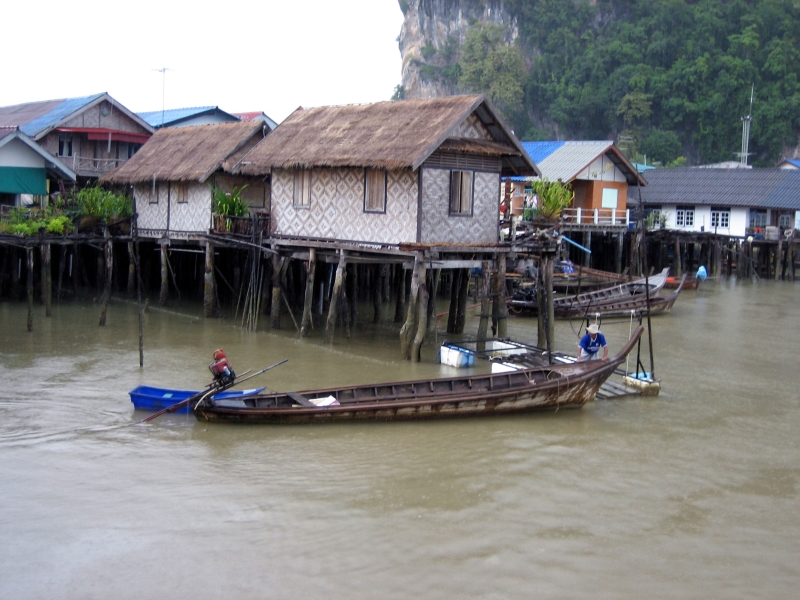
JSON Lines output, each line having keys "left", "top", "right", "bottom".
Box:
{"left": 509, "top": 268, "right": 671, "bottom": 316}
{"left": 129, "top": 385, "right": 266, "bottom": 414}
{"left": 190, "top": 327, "right": 645, "bottom": 425}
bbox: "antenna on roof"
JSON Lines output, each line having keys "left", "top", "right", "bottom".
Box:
{"left": 735, "top": 84, "right": 754, "bottom": 166}
{"left": 152, "top": 67, "right": 172, "bottom": 128}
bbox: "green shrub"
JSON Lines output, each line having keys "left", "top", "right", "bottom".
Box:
{"left": 210, "top": 184, "right": 249, "bottom": 217}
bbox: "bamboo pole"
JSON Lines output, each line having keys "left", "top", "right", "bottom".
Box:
{"left": 326, "top": 251, "right": 347, "bottom": 343}
{"left": 300, "top": 248, "right": 316, "bottom": 336}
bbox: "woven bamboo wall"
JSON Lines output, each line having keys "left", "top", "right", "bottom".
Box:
{"left": 420, "top": 169, "right": 499, "bottom": 244}
{"left": 270, "top": 168, "right": 418, "bottom": 244}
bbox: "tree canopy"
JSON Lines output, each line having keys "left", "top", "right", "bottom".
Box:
{"left": 413, "top": 0, "right": 800, "bottom": 166}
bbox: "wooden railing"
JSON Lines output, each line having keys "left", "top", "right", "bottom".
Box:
{"left": 561, "top": 207, "right": 630, "bottom": 227}
{"left": 211, "top": 212, "right": 270, "bottom": 238}
{"left": 70, "top": 155, "right": 127, "bottom": 175}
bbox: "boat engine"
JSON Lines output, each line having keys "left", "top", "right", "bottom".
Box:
{"left": 209, "top": 348, "right": 236, "bottom": 386}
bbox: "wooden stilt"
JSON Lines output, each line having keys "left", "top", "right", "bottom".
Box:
{"left": 427, "top": 268, "right": 440, "bottom": 337}
{"left": 411, "top": 262, "right": 428, "bottom": 362}
{"left": 446, "top": 268, "right": 459, "bottom": 334}
{"left": 477, "top": 260, "right": 490, "bottom": 351}
{"left": 42, "top": 243, "right": 52, "bottom": 317}
{"left": 326, "top": 251, "right": 346, "bottom": 343}
{"left": 300, "top": 248, "right": 316, "bottom": 336}
{"left": 56, "top": 245, "right": 66, "bottom": 303}
{"left": 72, "top": 242, "right": 80, "bottom": 298}
{"left": 159, "top": 243, "right": 168, "bottom": 305}
{"left": 26, "top": 247, "right": 34, "bottom": 332}
{"left": 616, "top": 231, "right": 624, "bottom": 274}
{"left": 788, "top": 241, "right": 794, "bottom": 282}
{"left": 127, "top": 242, "right": 136, "bottom": 297}
{"left": 544, "top": 253, "right": 554, "bottom": 348}
{"left": 372, "top": 264, "right": 382, "bottom": 324}
{"left": 673, "top": 240, "right": 682, "bottom": 277}
{"left": 583, "top": 232, "right": 592, "bottom": 268}
{"left": 496, "top": 254, "right": 508, "bottom": 339}
{"left": 455, "top": 267, "right": 469, "bottom": 334}
{"left": 204, "top": 240, "right": 218, "bottom": 317}
{"left": 99, "top": 228, "right": 113, "bottom": 326}
{"left": 270, "top": 254, "right": 283, "bottom": 329}
{"left": 393, "top": 264, "right": 405, "bottom": 323}
{"left": 399, "top": 255, "right": 420, "bottom": 359}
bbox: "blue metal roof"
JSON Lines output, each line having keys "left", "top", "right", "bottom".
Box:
{"left": 138, "top": 106, "right": 226, "bottom": 127}
{"left": 19, "top": 93, "right": 105, "bottom": 137}
{"left": 521, "top": 141, "right": 565, "bottom": 165}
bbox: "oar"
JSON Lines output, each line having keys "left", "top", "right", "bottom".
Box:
{"left": 138, "top": 359, "right": 288, "bottom": 424}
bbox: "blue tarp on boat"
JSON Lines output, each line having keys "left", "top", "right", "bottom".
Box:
{"left": 129, "top": 385, "right": 265, "bottom": 413}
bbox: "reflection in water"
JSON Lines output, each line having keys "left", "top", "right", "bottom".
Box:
{"left": 1, "top": 279, "right": 799, "bottom": 599}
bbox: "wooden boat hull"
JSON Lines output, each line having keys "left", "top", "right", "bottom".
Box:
{"left": 192, "top": 328, "right": 644, "bottom": 425}
{"left": 553, "top": 274, "right": 687, "bottom": 318}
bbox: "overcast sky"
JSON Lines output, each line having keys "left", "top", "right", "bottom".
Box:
{"left": 2, "top": 0, "right": 405, "bottom": 124}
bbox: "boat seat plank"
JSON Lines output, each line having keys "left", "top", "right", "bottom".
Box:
{"left": 286, "top": 391, "right": 316, "bottom": 407}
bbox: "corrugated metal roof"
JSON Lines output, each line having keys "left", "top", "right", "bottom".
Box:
{"left": 521, "top": 141, "right": 565, "bottom": 165}
{"left": 19, "top": 93, "right": 105, "bottom": 137}
{"left": 138, "top": 106, "right": 216, "bottom": 127}
{"left": 535, "top": 141, "right": 614, "bottom": 182}
{"left": 628, "top": 167, "right": 800, "bottom": 210}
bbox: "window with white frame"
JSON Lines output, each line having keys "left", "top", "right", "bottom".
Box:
{"left": 778, "top": 213, "right": 793, "bottom": 228}
{"left": 449, "top": 170, "right": 474, "bottom": 215}
{"left": 711, "top": 209, "right": 730, "bottom": 229}
{"left": 293, "top": 169, "right": 311, "bottom": 208}
{"left": 749, "top": 209, "right": 767, "bottom": 228}
{"left": 676, "top": 206, "right": 695, "bottom": 228}
{"left": 364, "top": 169, "right": 387, "bottom": 212}
{"left": 58, "top": 133, "right": 73, "bottom": 157}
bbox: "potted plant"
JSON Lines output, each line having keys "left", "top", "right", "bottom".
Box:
{"left": 210, "top": 185, "right": 249, "bottom": 233}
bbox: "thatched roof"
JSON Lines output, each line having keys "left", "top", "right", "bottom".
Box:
{"left": 236, "top": 95, "right": 538, "bottom": 177}
{"left": 101, "top": 121, "right": 267, "bottom": 184}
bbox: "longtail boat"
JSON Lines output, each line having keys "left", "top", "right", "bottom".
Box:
{"left": 509, "top": 268, "right": 670, "bottom": 315}
{"left": 191, "top": 326, "right": 645, "bottom": 425}
{"left": 553, "top": 274, "right": 687, "bottom": 318}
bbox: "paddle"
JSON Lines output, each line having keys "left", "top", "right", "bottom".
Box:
{"left": 138, "top": 359, "right": 288, "bottom": 424}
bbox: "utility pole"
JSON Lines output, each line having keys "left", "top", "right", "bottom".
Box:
{"left": 738, "top": 84, "right": 754, "bottom": 166}
{"left": 153, "top": 67, "right": 171, "bottom": 128}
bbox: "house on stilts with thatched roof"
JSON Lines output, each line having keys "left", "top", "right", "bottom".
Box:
{"left": 102, "top": 120, "right": 272, "bottom": 240}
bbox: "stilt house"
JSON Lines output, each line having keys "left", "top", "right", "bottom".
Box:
{"left": 0, "top": 93, "right": 153, "bottom": 182}
{"left": 235, "top": 94, "right": 539, "bottom": 246}
{"left": 102, "top": 121, "right": 271, "bottom": 239}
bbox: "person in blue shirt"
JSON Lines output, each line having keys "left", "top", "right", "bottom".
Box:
{"left": 578, "top": 323, "right": 608, "bottom": 361}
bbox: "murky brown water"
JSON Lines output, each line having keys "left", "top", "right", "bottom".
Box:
{"left": 1, "top": 279, "right": 799, "bottom": 599}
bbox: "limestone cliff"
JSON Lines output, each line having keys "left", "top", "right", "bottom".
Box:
{"left": 398, "top": 0, "right": 517, "bottom": 99}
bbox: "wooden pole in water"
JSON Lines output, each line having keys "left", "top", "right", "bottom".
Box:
{"left": 42, "top": 243, "right": 52, "bottom": 317}
{"left": 270, "top": 254, "right": 283, "bottom": 329}
{"left": 477, "top": 260, "right": 491, "bottom": 351}
{"left": 673, "top": 240, "right": 682, "bottom": 277}
{"left": 496, "top": 253, "right": 509, "bottom": 338}
{"left": 788, "top": 241, "right": 795, "bottom": 282}
{"left": 26, "top": 247, "right": 34, "bottom": 332}
{"left": 72, "top": 241, "right": 80, "bottom": 298}
{"left": 133, "top": 212, "right": 144, "bottom": 367}
{"left": 544, "top": 252, "right": 554, "bottom": 348}
{"left": 411, "top": 261, "right": 428, "bottom": 362}
{"left": 204, "top": 240, "right": 218, "bottom": 317}
{"left": 427, "top": 268, "right": 440, "bottom": 337}
{"left": 300, "top": 248, "right": 316, "bottom": 336}
{"left": 159, "top": 242, "right": 168, "bottom": 305}
{"left": 326, "top": 251, "right": 346, "bottom": 343}
{"left": 56, "top": 245, "right": 65, "bottom": 303}
{"left": 399, "top": 254, "right": 420, "bottom": 359}
{"left": 455, "top": 267, "right": 469, "bottom": 334}
{"left": 127, "top": 242, "right": 136, "bottom": 297}
{"left": 446, "top": 269, "right": 459, "bottom": 334}
{"left": 393, "top": 264, "right": 405, "bottom": 323}
{"left": 99, "top": 227, "right": 113, "bottom": 326}
{"left": 371, "top": 264, "right": 382, "bottom": 324}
